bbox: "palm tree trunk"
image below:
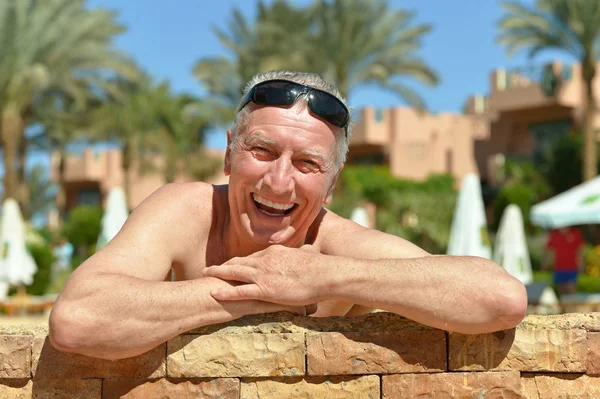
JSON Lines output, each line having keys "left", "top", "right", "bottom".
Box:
{"left": 56, "top": 146, "right": 68, "bottom": 220}
{"left": 1, "top": 107, "right": 24, "bottom": 202}
{"left": 121, "top": 139, "right": 136, "bottom": 211}
{"left": 582, "top": 62, "right": 598, "bottom": 181}
{"left": 17, "top": 134, "right": 29, "bottom": 215}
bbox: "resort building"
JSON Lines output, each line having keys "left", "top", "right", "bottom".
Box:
{"left": 49, "top": 148, "right": 227, "bottom": 214}
{"left": 350, "top": 61, "right": 600, "bottom": 187}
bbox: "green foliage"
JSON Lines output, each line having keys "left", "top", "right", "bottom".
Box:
{"left": 0, "top": 0, "right": 139, "bottom": 202}
{"left": 493, "top": 159, "right": 551, "bottom": 230}
{"left": 331, "top": 166, "right": 456, "bottom": 253}
{"left": 195, "top": 0, "right": 438, "bottom": 108}
{"left": 541, "top": 133, "right": 597, "bottom": 193}
{"left": 26, "top": 243, "right": 55, "bottom": 296}
{"left": 61, "top": 205, "right": 103, "bottom": 252}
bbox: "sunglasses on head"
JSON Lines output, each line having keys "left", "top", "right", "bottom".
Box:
{"left": 236, "top": 79, "right": 350, "bottom": 136}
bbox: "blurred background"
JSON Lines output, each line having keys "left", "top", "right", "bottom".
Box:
{"left": 1, "top": 0, "right": 599, "bottom": 322}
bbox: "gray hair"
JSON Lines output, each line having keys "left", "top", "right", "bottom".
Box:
{"left": 230, "top": 70, "right": 352, "bottom": 169}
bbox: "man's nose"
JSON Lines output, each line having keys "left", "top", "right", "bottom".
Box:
{"left": 263, "top": 157, "right": 294, "bottom": 195}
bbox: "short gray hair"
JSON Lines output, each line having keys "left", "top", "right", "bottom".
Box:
{"left": 230, "top": 70, "right": 352, "bottom": 168}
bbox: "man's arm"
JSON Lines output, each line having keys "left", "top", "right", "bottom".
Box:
{"left": 49, "top": 183, "right": 305, "bottom": 360}
{"left": 203, "top": 214, "right": 528, "bottom": 335}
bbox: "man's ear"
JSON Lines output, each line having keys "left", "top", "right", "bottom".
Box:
{"left": 224, "top": 130, "right": 232, "bottom": 176}
{"left": 323, "top": 164, "right": 343, "bottom": 205}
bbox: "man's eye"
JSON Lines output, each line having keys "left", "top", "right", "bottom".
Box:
{"left": 298, "top": 159, "right": 320, "bottom": 171}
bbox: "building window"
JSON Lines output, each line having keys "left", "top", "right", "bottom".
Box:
{"left": 77, "top": 188, "right": 101, "bottom": 206}
{"left": 528, "top": 119, "right": 572, "bottom": 161}
{"left": 352, "top": 153, "right": 385, "bottom": 165}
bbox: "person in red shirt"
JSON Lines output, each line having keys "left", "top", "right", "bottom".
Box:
{"left": 543, "top": 227, "right": 585, "bottom": 296}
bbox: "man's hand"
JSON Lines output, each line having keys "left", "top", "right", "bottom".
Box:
{"left": 201, "top": 245, "right": 326, "bottom": 308}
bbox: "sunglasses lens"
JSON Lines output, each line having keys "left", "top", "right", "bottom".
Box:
{"left": 310, "top": 91, "right": 348, "bottom": 127}
{"left": 253, "top": 82, "right": 298, "bottom": 105}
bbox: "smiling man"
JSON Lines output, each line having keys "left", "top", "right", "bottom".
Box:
{"left": 49, "top": 71, "right": 527, "bottom": 360}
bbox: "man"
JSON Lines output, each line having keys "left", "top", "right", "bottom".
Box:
{"left": 49, "top": 71, "right": 527, "bottom": 360}
{"left": 544, "top": 226, "right": 585, "bottom": 296}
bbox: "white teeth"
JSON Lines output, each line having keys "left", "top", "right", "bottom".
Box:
{"left": 252, "top": 194, "right": 294, "bottom": 210}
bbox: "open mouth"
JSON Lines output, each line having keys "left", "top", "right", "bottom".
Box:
{"left": 252, "top": 193, "right": 297, "bottom": 217}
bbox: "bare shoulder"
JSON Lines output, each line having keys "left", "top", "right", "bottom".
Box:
{"left": 70, "top": 182, "right": 221, "bottom": 282}
{"left": 318, "top": 209, "right": 429, "bottom": 259}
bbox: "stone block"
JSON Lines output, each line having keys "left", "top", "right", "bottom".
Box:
{"left": 32, "top": 337, "right": 165, "bottom": 378}
{"left": 521, "top": 374, "right": 600, "bottom": 398}
{"left": 382, "top": 371, "right": 521, "bottom": 398}
{"left": 0, "top": 379, "right": 30, "bottom": 399}
{"left": 449, "top": 327, "right": 587, "bottom": 372}
{"left": 167, "top": 333, "right": 304, "bottom": 378}
{"left": 0, "top": 378, "right": 102, "bottom": 398}
{"left": 307, "top": 331, "right": 445, "bottom": 375}
{"left": 0, "top": 335, "right": 32, "bottom": 378}
{"left": 103, "top": 378, "right": 239, "bottom": 399}
{"left": 241, "top": 376, "right": 380, "bottom": 398}
{"left": 588, "top": 332, "right": 600, "bottom": 375}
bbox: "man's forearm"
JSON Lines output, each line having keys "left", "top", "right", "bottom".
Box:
{"left": 320, "top": 255, "right": 527, "bottom": 334}
{"left": 50, "top": 274, "right": 257, "bottom": 360}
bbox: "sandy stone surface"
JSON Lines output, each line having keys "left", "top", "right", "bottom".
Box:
{"left": 241, "top": 376, "right": 380, "bottom": 399}
{"left": 521, "top": 374, "right": 600, "bottom": 398}
{"left": 0, "top": 336, "right": 32, "bottom": 378}
{"left": 383, "top": 371, "right": 521, "bottom": 398}
{"left": 102, "top": 378, "right": 239, "bottom": 399}
{"left": 32, "top": 336, "right": 166, "bottom": 379}
{"left": 450, "top": 327, "right": 587, "bottom": 372}
{"left": 307, "top": 331, "right": 446, "bottom": 375}
{"left": 0, "top": 378, "right": 102, "bottom": 399}
{"left": 167, "top": 333, "right": 305, "bottom": 378}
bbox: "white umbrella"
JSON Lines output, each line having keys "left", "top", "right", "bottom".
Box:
{"left": 531, "top": 176, "right": 600, "bottom": 228}
{"left": 350, "top": 206, "right": 370, "bottom": 228}
{"left": 447, "top": 174, "right": 492, "bottom": 258}
{"left": 96, "top": 187, "right": 129, "bottom": 251}
{"left": 493, "top": 204, "right": 533, "bottom": 285}
{"left": 0, "top": 198, "right": 38, "bottom": 299}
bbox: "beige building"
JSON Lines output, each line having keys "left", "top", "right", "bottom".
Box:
{"left": 50, "top": 148, "right": 227, "bottom": 213}
{"left": 350, "top": 61, "right": 600, "bottom": 187}
{"left": 52, "top": 61, "right": 599, "bottom": 215}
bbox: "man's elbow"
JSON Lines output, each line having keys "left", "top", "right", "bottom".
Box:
{"left": 48, "top": 302, "right": 118, "bottom": 360}
{"left": 496, "top": 278, "right": 528, "bottom": 330}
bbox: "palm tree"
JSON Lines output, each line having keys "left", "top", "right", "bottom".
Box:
{"left": 90, "top": 76, "right": 162, "bottom": 208}
{"left": 0, "top": 0, "right": 137, "bottom": 208}
{"left": 497, "top": 0, "right": 600, "bottom": 181}
{"left": 152, "top": 93, "right": 221, "bottom": 184}
{"left": 23, "top": 165, "right": 56, "bottom": 221}
{"left": 308, "top": 0, "right": 439, "bottom": 104}
{"left": 32, "top": 91, "right": 97, "bottom": 218}
{"left": 193, "top": 0, "right": 313, "bottom": 120}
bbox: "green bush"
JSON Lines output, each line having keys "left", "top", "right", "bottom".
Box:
{"left": 493, "top": 159, "right": 551, "bottom": 231}
{"left": 62, "top": 205, "right": 103, "bottom": 249}
{"left": 331, "top": 166, "right": 456, "bottom": 253}
{"left": 61, "top": 205, "right": 102, "bottom": 268}
{"left": 26, "top": 243, "right": 55, "bottom": 296}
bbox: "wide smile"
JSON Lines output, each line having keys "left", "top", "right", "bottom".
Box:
{"left": 251, "top": 193, "right": 298, "bottom": 217}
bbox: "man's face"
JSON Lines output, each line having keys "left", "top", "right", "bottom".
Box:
{"left": 224, "top": 102, "right": 340, "bottom": 246}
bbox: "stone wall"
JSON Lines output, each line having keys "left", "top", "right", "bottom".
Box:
{"left": 0, "top": 312, "right": 598, "bottom": 398}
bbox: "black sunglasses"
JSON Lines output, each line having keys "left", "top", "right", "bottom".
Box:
{"left": 237, "top": 79, "right": 350, "bottom": 136}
